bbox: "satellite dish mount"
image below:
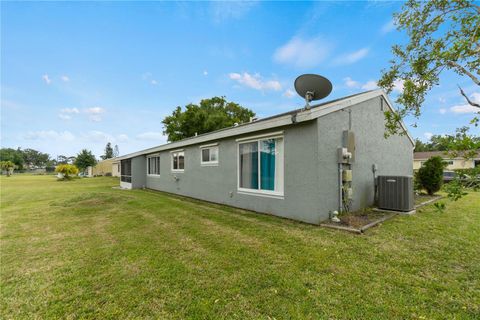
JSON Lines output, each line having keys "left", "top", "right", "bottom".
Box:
{"left": 294, "top": 74, "right": 333, "bottom": 110}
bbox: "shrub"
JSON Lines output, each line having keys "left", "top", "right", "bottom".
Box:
{"left": 413, "top": 171, "right": 423, "bottom": 192}
{"left": 0, "top": 160, "right": 16, "bottom": 176}
{"left": 416, "top": 156, "right": 446, "bottom": 195}
{"left": 55, "top": 164, "right": 79, "bottom": 180}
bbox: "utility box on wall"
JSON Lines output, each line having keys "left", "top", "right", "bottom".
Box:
{"left": 377, "top": 176, "right": 414, "bottom": 212}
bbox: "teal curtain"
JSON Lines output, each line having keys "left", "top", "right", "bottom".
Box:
{"left": 260, "top": 140, "right": 275, "bottom": 191}
{"left": 251, "top": 150, "right": 258, "bottom": 189}
{"left": 240, "top": 142, "right": 258, "bottom": 189}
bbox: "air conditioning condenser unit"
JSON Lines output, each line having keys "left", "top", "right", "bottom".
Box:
{"left": 377, "top": 175, "right": 414, "bottom": 212}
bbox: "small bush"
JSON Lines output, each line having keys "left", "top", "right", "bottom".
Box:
{"left": 416, "top": 156, "right": 446, "bottom": 195}
{"left": 0, "top": 161, "right": 15, "bottom": 177}
{"left": 55, "top": 164, "right": 79, "bottom": 180}
{"left": 105, "top": 172, "right": 112, "bottom": 177}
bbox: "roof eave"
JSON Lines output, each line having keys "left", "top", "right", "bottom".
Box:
{"left": 117, "top": 90, "right": 414, "bottom": 160}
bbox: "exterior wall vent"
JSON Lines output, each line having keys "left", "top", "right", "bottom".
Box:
{"left": 377, "top": 175, "right": 414, "bottom": 211}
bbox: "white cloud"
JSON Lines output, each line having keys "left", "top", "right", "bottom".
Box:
{"left": 471, "top": 92, "right": 480, "bottom": 103}
{"left": 392, "top": 79, "right": 404, "bottom": 93}
{"left": 449, "top": 92, "right": 480, "bottom": 114}
{"left": 83, "top": 130, "right": 113, "bottom": 142}
{"left": 210, "top": 1, "right": 257, "bottom": 23}
{"left": 438, "top": 97, "right": 446, "bottom": 103}
{"left": 24, "top": 130, "right": 74, "bottom": 141}
{"left": 58, "top": 107, "right": 80, "bottom": 121}
{"left": 381, "top": 20, "right": 395, "bottom": 34}
{"left": 60, "top": 75, "right": 70, "bottom": 82}
{"left": 424, "top": 132, "right": 433, "bottom": 140}
{"left": 343, "top": 77, "right": 377, "bottom": 90}
{"left": 344, "top": 77, "right": 359, "bottom": 88}
{"left": 61, "top": 107, "right": 80, "bottom": 114}
{"left": 229, "top": 72, "right": 282, "bottom": 91}
{"left": 42, "top": 74, "right": 51, "bottom": 85}
{"left": 203, "top": 70, "right": 208, "bottom": 76}
{"left": 117, "top": 134, "right": 129, "bottom": 142}
{"left": 439, "top": 108, "right": 447, "bottom": 114}
{"left": 450, "top": 104, "right": 479, "bottom": 114}
{"left": 283, "top": 89, "right": 295, "bottom": 98}
{"left": 273, "top": 36, "right": 332, "bottom": 68}
{"left": 58, "top": 114, "right": 72, "bottom": 121}
{"left": 142, "top": 72, "right": 159, "bottom": 86}
{"left": 333, "top": 48, "right": 369, "bottom": 65}
{"left": 84, "top": 107, "right": 105, "bottom": 122}
{"left": 361, "top": 80, "right": 378, "bottom": 90}
{"left": 136, "top": 131, "right": 166, "bottom": 141}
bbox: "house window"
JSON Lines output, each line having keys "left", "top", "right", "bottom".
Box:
{"left": 200, "top": 146, "right": 219, "bottom": 166}
{"left": 121, "top": 159, "right": 131, "bottom": 183}
{"left": 147, "top": 156, "right": 160, "bottom": 175}
{"left": 171, "top": 151, "right": 185, "bottom": 172}
{"left": 238, "top": 136, "right": 284, "bottom": 197}
{"left": 445, "top": 160, "right": 454, "bottom": 166}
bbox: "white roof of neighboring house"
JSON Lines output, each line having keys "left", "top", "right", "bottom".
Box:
{"left": 118, "top": 89, "right": 414, "bottom": 160}
{"left": 414, "top": 151, "right": 480, "bottom": 160}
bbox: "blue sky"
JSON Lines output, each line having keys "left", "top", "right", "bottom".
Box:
{"left": 1, "top": 1, "right": 479, "bottom": 158}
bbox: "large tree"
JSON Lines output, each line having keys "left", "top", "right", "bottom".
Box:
{"left": 74, "top": 149, "right": 96, "bottom": 173}
{"left": 162, "top": 96, "right": 255, "bottom": 142}
{"left": 22, "top": 148, "right": 50, "bottom": 168}
{"left": 0, "top": 148, "right": 25, "bottom": 170}
{"left": 101, "top": 142, "right": 114, "bottom": 160}
{"left": 378, "top": 0, "right": 480, "bottom": 134}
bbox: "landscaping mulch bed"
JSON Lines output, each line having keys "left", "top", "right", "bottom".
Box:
{"left": 321, "top": 208, "right": 396, "bottom": 234}
{"left": 321, "top": 193, "right": 444, "bottom": 234}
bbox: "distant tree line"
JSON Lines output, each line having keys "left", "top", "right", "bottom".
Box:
{"left": 0, "top": 142, "right": 119, "bottom": 173}
{"left": 414, "top": 127, "right": 480, "bottom": 159}
{"left": 0, "top": 148, "right": 52, "bottom": 170}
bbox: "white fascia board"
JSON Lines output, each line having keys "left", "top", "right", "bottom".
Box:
{"left": 299, "top": 89, "right": 415, "bottom": 146}
{"left": 199, "top": 142, "right": 218, "bottom": 149}
{"left": 378, "top": 91, "right": 416, "bottom": 146}
{"left": 117, "top": 90, "right": 413, "bottom": 159}
{"left": 117, "top": 114, "right": 296, "bottom": 159}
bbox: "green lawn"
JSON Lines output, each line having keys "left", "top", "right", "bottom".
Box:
{"left": 1, "top": 175, "right": 479, "bottom": 319}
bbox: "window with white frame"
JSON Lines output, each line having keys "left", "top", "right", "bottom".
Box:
{"left": 171, "top": 151, "right": 185, "bottom": 171}
{"left": 147, "top": 156, "right": 160, "bottom": 175}
{"left": 238, "top": 136, "right": 284, "bottom": 196}
{"left": 200, "top": 145, "right": 219, "bottom": 165}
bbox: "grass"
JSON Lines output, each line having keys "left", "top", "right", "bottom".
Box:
{"left": 415, "top": 193, "right": 442, "bottom": 206}
{"left": 1, "top": 175, "right": 479, "bottom": 319}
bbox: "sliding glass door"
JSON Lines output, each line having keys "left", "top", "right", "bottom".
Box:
{"left": 238, "top": 136, "right": 283, "bottom": 196}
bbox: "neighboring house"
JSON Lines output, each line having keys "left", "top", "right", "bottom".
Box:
{"left": 88, "top": 158, "right": 120, "bottom": 177}
{"left": 117, "top": 90, "right": 414, "bottom": 224}
{"left": 413, "top": 151, "right": 480, "bottom": 170}
{"left": 111, "top": 160, "right": 120, "bottom": 177}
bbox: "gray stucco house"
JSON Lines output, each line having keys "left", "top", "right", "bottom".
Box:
{"left": 117, "top": 90, "right": 414, "bottom": 224}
